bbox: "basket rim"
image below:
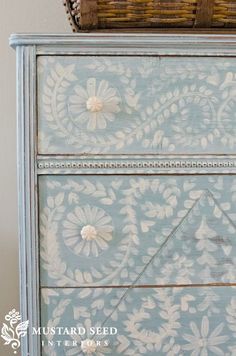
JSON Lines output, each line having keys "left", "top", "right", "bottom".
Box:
{"left": 63, "top": 0, "right": 80, "bottom": 32}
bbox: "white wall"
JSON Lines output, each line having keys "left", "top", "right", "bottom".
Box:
{"left": 0, "top": 2, "right": 69, "bottom": 354}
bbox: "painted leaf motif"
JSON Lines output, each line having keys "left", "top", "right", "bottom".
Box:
{"left": 38, "top": 56, "right": 236, "bottom": 154}
{"left": 55, "top": 192, "right": 64, "bottom": 207}
{"left": 15, "top": 321, "right": 29, "bottom": 338}
{"left": 39, "top": 175, "right": 236, "bottom": 290}
{"left": 1, "top": 323, "right": 14, "bottom": 344}
{"left": 117, "top": 335, "right": 130, "bottom": 353}
{"left": 141, "top": 220, "right": 155, "bottom": 233}
{"left": 181, "top": 295, "right": 195, "bottom": 311}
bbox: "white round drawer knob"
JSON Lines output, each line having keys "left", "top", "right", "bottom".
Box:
{"left": 86, "top": 96, "right": 103, "bottom": 112}
{"left": 81, "top": 225, "right": 97, "bottom": 241}
{"left": 81, "top": 339, "right": 97, "bottom": 354}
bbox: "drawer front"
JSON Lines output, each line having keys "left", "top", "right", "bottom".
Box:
{"left": 39, "top": 175, "right": 236, "bottom": 287}
{"left": 40, "top": 286, "right": 236, "bottom": 355}
{"left": 38, "top": 56, "right": 236, "bottom": 155}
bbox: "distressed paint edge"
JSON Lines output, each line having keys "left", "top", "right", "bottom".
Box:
{"left": 16, "top": 45, "right": 41, "bottom": 356}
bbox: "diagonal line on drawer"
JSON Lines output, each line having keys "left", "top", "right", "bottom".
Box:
{"left": 98, "top": 191, "right": 208, "bottom": 329}
{"left": 206, "top": 188, "right": 236, "bottom": 230}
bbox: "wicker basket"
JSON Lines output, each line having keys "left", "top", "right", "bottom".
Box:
{"left": 63, "top": 0, "right": 236, "bottom": 31}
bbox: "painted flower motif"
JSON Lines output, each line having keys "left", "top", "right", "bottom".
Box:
{"left": 66, "top": 319, "right": 111, "bottom": 356}
{"left": 69, "top": 78, "right": 121, "bottom": 130}
{"left": 63, "top": 206, "right": 113, "bottom": 257}
{"left": 81, "top": 339, "right": 97, "bottom": 354}
{"left": 182, "top": 316, "right": 228, "bottom": 356}
{"left": 169, "top": 87, "right": 218, "bottom": 150}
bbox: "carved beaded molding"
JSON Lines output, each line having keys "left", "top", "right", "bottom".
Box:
{"left": 37, "top": 159, "right": 236, "bottom": 170}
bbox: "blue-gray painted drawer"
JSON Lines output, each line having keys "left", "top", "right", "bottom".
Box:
{"left": 40, "top": 286, "right": 236, "bottom": 355}
{"left": 39, "top": 175, "right": 236, "bottom": 287}
{"left": 38, "top": 56, "right": 236, "bottom": 155}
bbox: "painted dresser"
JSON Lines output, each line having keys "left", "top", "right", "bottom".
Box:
{"left": 10, "top": 34, "right": 236, "bottom": 356}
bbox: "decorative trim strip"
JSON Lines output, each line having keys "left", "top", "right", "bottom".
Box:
{"left": 9, "top": 33, "right": 236, "bottom": 57}
{"left": 38, "top": 159, "right": 236, "bottom": 170}
{"left": 37, "top": 158, "right": 236, "bottom": 175}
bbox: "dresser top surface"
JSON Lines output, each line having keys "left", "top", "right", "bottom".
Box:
{"left": 9, "top": 32, "right": 236, "bottom": 49}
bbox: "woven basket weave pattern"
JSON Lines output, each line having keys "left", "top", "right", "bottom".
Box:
{"left": 63, "top": 0, "right": 236, "bottom": 30}
{"left": 98, "top": 0, "right": 197, "bottom": 26}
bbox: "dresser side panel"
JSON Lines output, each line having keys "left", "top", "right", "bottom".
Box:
{"left": 16, "top": 44, "right": 40, "bottom": 355}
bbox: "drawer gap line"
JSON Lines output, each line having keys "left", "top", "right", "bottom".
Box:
{"left": 40, "top": 282, "right": 236, "bottom": 289}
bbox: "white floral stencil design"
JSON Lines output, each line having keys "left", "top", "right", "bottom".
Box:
{"left": 38, "top": 56, "right": 236, "bottom": 154}
{"left": 38, "top": 174, "right": 236, "bottom": 355}
{"left": 40, "top": 287, "right": 236, "bottom": 356}
{"left": 63, "top": 205, "right": 113, "bottom": 257}
{"left": 182, "top": 316, "right": 228, "bottom": 356}
{"left": 39, "top": 175, "right": 236, "bottom": 289}
{"left": 69, "top": 78, "right": 121, "bottom": 130}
